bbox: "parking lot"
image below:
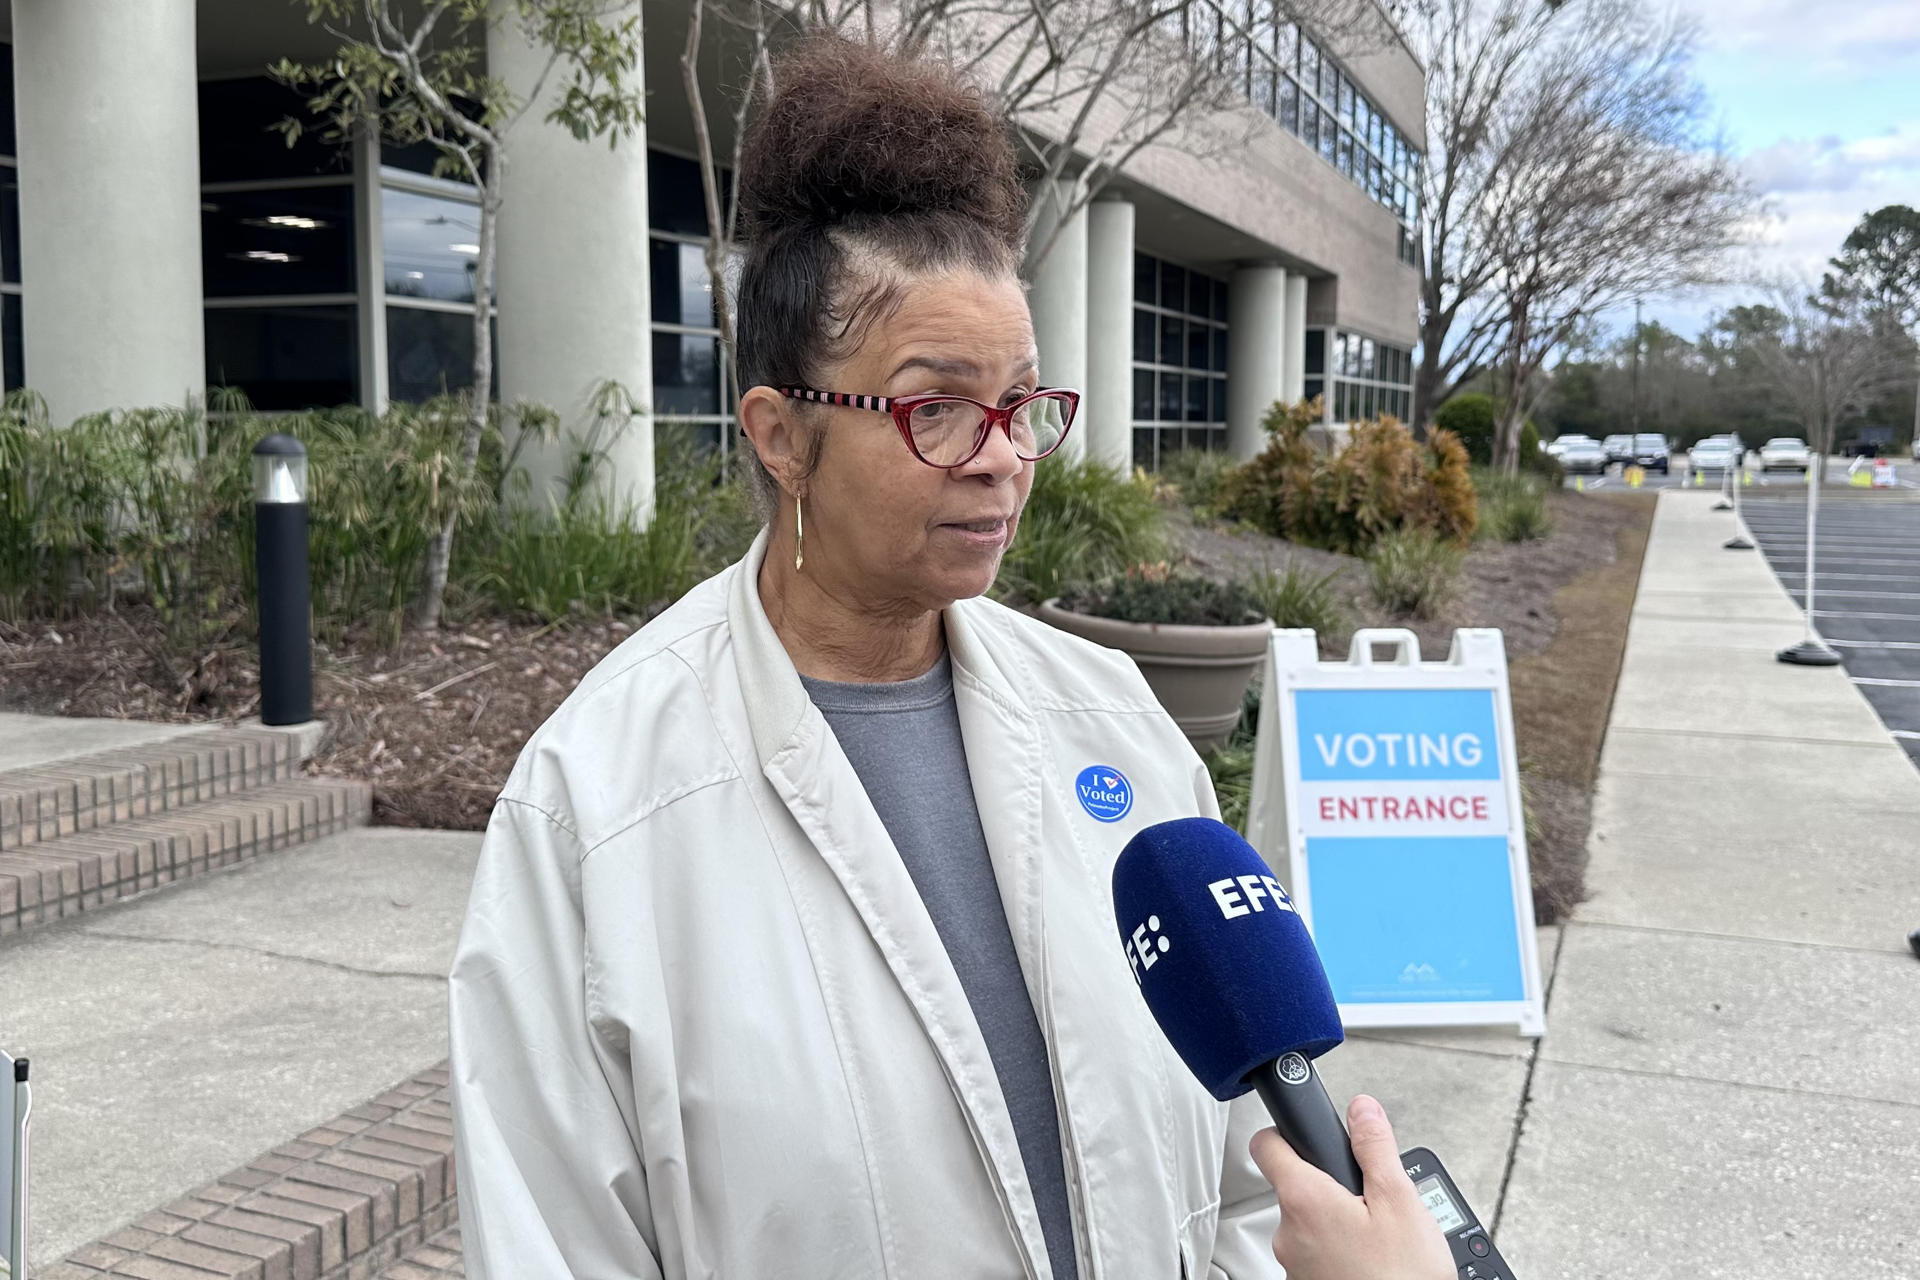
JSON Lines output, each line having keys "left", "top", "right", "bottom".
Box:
{"left": 1739, "top": 487, "right": 1920, "bottom": 769}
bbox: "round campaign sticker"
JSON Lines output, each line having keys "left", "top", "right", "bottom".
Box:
{"left": 1075, "top": 765, "right": 1133, "bottom": 823}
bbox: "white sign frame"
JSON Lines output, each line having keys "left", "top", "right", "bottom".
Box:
{"left": 1247, "top": 627, "right": 1547, "bottom": 1036}
{"left": 1, "top": 1049, "right": 26, "bottom": 1280}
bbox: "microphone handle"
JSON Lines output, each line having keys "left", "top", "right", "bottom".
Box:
{"left": 1249, "top": 1054, "right": 1364, "bottom": 1196}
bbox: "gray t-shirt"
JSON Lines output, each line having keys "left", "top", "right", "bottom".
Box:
{"left": 800, "top": 655, "right": 1079, "bottom": 1280}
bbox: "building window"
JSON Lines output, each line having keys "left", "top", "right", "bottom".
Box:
{"left": 381, "top": 169, "right": 488, "bottom": 405}
{"left": 206, "top": 305, "right": 357, "bottom": 410}
{"left": 1311, "top": 327, "right": 1413, "bottom": 426}
{"left": 647, "top": 149, "right": 734, "bottom": 454}
{"left": 1184, "top": 3, "right": 1422, "bottom": 270}
{"left": 1132, "top": 250, "right": 1228, "bottom": 472}
{"left": 202, "top": 185, "right": 356, "bottom": 298}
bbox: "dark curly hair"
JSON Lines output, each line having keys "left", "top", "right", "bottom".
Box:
{"left": 733, "top": 35, "right": 1027, "bottom": 512}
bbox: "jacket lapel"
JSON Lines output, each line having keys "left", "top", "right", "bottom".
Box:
{"left": 726, "top": 534, "right": 1053, "bottom": 1278}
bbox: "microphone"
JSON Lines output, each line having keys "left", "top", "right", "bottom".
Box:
{"left": 1113, "top": 817, "right": 1364, "bottom": 1195}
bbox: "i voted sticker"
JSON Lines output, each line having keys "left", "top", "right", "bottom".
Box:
{"left": 1075, "top": 765, "right": 1133, "bottom": 823}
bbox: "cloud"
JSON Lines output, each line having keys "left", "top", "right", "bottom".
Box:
{"left": 1678, "top": 0, "right": 1920, "bottom": 68}
{"left": 1741, "top": 125, "right": 1920, "bottom": 196}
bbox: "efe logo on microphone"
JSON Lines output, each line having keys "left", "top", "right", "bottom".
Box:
{"left": 1122, "top": 914, "right": 1171, "bottom": 984}
{"left": 1208, "top": 873, "right": 1297, "bottom": 919}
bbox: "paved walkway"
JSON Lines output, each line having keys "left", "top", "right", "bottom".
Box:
{"left": 3, "top": 823, "right": 479, "bottom": 1269}
{"left": 1490, "top": 490, "right": 1920, "bottom": 1277}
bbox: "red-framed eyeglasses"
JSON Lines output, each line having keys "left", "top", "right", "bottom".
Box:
{"left": 779, "top": 386, "right": 1080, "bottom": 469}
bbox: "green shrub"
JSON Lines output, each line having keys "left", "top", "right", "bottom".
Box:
{"left": 996, "top": 455, "right": 1167, "bottom": 604}
{"left": 1156, "top": 447, "right": 1240, "bottom": 518}
{"left": 1219, "top": 399, "right": 1477, "bottom": 554}
{"left": 458, "top": 424, "right": 757, "bottom": 624}
{"left": 1367, "top": 528, "right": 1464, "bottom": 618}
{"left": 1435, "top": 393, "right": 1496, "bottom": 465}
{"left": 1475, "top": 469, "right": 1554, "bottom": 542}
{"left": 1246, "top": 561, "right": 1348, "bottom": 636}
{"left": 1058, "top": 567, "right": 1265, "bottom": 626}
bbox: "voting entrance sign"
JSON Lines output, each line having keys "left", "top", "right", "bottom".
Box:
{"left": 1246, "top": 628, "right": 1545, "bottom": 1035}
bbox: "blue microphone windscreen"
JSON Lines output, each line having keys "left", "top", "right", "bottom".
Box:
{"left": 1113, "top": 817, "right": 1345, "bottom": 1100}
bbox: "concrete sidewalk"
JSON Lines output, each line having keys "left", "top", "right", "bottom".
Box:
{"left": 1493, "top": 490, "right": 1920, "bottom": 1277}
{"left": 0, "top": 824, "right": 479, "bottom": 1269}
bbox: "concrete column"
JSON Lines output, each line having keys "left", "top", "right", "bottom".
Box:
{"left": 14, "top": 0, "right": 204, "bottom": 425}
{"left": 1025, "top": 180, "right": 1088, "bottom": 460}
{"left": 1227, "top": 265, "right": 1287, "bottom": 461}
{"left": 489, "top": 7, "right": 652, "bottom": 518}
{"left": 1083, "top": 199, "right": 1135, "bottom": 473}
{"left": 1282, "top": 273, "right": 1309, "bottom": 406}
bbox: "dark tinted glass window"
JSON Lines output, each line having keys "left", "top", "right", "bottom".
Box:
{"left": 1304, "top": 378, "right": 1323, "bottom": 404}
{"left": 1212, "top": 276, "right": 1230, "bottom": 321}
{"left": 0, "top": 163, "right": 17, "bottom": 285}
{"left": 1305, "top": 329, "right": 1325, "bottom": 375}
{"left": 1187, "top": 322, "right": 1209, "bottom": 369}
{"left": 1186, "top": 375, "right": 1207, "bottom": 422}
{"left": 649, "top": 150, "right": 712, "bottom": 236}
{"left": 202, "top": 186, "right": 355, "bottom": 298}
{"left": 206, "top": 305, "right": 357, "bottom": 410}
{"left": 1159, "top": 261, "right": 1186, "bottom": 314}
{"left": 1210, "top": 377, "right": 1228, "bottom": 424}
{"left": 1133, "top": 309, "right": 1155, "bottom": 363}
{"left": 1158, "top": 371, "right": 1182, "bottom": 420}
{"left": 386, "top": 306, "right": 497, "bottom": 402}
{"left": 1133, "top": 368, "right": 1154, "bottom": 419}
{"left": 383, "top": 188, "right": 481, "bottom": 302}
{"left": 653, "top": 331, "right": 722, "bottom": 416}
{"left": 1279, "top": 76, "right": 1299, "bottom": 132}
{"left": 1159, "top": 314, "right": 1183, "bottom": 366}
{"left": 650, "top": 239, "right": 714, "bottom": 328}
{"left": 1301, "top": 100, "right": 1319, "bottom": 149}
{"left": 1134, "top": 252, "right": 1157, "bottom": 304}
{"left": 1212, "top": 327, "right": 1228, "bottom": 372}
{"left": 0, "top": 44, "right": 14, "bottom": 158}
{"left": 200, "top": 78, "right": 348, "bottom": 183}
{"left": 2, "top": 294, "right": 20, "bottom": 393}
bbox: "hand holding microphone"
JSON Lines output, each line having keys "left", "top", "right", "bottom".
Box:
{"left": 1113, "top": 817, "right": 1467, "bottom": 1280}
{"left": 1251, "top": 1093, "right": 1453, "bottom": 1280}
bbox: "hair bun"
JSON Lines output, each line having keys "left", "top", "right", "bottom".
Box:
{"left": 738, "top": 36, "right": 1025, "bottom": 251}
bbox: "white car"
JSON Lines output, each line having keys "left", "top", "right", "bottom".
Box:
{"left": 1546, "top": 434, "right": 1600, "bottom": 460}
{"left": 1556, "top": 437, "right": 1608, "bottom": 474}
{"left": 1759, "top": 437, "right": 1811, "bottom": 472}
{"left": 1688, "top": 438, "right": 1740, "bottom": 472}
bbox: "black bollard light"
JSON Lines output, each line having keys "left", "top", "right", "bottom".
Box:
{"left": 252, "top": 434, "right": 312, "bottom": 725}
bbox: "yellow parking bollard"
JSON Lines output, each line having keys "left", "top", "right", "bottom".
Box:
{"left": 1692, "top": 469, "right": 1703, "bottom": 487}
{"left": 1575, "top": 476, "right": 1585, "bottom": 492}
{"left": 1626, "top": 466, "right": 1645, "bottom": 488}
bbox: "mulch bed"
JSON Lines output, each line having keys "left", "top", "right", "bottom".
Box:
{"left": 1175, "top": 491, "right": 1657, "bottom": 923}
{"left": 0, "top": 611, "right": 641, "bottom": 831}
{"left": 0, "top": 491, "right": 1656, "bottom": 920}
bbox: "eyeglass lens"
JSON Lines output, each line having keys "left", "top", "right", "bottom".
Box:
{"left": 908, "top": 393, "right": 1074, "bottom": 466}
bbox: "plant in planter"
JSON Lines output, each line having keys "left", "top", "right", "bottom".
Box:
{"left": 1038, "top": 564, "right": 1272, "bottom": 751}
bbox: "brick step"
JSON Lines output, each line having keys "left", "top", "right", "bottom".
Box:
{"left": 0, "top": 727, "right": 311, "bottom": 855}
{"left": 0, "top": 776, "right": 372, "bottom": 938}
{"left": 47, "top": 1064, "right": 458, "bottom": 1280}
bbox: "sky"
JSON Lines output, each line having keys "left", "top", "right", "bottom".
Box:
{"left": 1619, "top": 0, "right": 1920, "bottom": 341}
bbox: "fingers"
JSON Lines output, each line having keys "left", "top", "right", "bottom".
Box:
{"left": 1249, "top": 1125, "right": 1313, "bottom": 1196}
{"left": 1344, "top": 1095, "right": 1415, "bottom": 1204}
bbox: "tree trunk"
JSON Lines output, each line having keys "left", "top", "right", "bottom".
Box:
{"left": 1412, "top": 341, "right": 1445, "bottom": 438}
{"left": 415, "top": 162, "right": 501, "bottom": 632}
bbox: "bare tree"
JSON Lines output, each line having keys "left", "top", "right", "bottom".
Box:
{"left": 275, "top": 0, "right": 645, "bottom": 630}
{"left": 1747, "top": 284, "right": 1912, "bottom": 462}
{"left": 1405, "top": 0, "right": 1566, "bottom": 431}
{"left": 1480, "top": 0, "right": 1748, "bottom": 469}
{"left": 678, "top": 0, "right": 1387, "bottom": 374}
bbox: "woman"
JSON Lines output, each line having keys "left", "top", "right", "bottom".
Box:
{"left": 449, "top": 35, "right": 1450, "bottom": 1280}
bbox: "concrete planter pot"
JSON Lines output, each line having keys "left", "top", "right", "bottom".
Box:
{"left": 1036, "top": 598, "right": 1272, "bottom": 751}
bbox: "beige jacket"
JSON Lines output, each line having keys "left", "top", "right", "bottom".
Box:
{"left": 449, "top": 530, "right": 1283, "bottom": 1279}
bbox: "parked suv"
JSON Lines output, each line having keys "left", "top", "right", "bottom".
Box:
{"left": 1603, "top": 434, "right": 1635, "bottom": 467}
{"left": 1630, "top": 433, "right": 1671, "bottom": 472}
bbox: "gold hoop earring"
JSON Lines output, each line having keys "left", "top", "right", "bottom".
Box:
{"left": 794, "top": 499, "right": 804, "bottom": 572}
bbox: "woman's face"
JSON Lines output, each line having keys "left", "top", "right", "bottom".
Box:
{"left": 786, "top": 268, "right": 1040, "bottom": 616}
